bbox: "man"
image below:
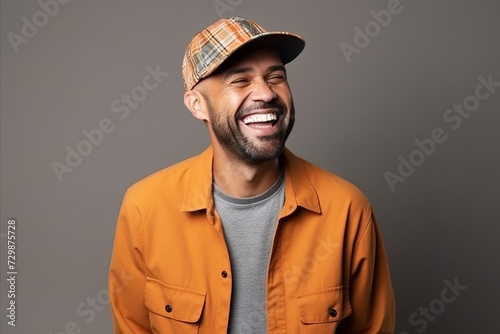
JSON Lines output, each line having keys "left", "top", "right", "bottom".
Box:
{"left": 109, "top": 16, "right": 395, "bottom": 333}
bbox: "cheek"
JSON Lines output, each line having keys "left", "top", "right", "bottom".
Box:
{"left": 224, "top": 95, "right": 250, "bottom": 118}
{"left": 275, "top": 85, "right": 292, "bottom": 100}
{"left": 227, "top": 91, "right": 249, "bottom": 106}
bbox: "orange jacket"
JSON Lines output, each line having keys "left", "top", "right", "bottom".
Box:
{"left": 108, "top": 146, "right": 395, "bottom": 333}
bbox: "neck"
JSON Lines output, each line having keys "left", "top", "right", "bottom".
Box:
{"left": 212, "top": 147, "right": 281, "bottom": 198}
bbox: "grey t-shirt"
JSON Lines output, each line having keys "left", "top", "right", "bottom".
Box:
{"left": 213, "top": 171, "right": 285, "bottom": 334}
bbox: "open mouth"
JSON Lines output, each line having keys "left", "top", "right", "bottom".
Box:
{"left": 241, "top": 112, "right": 279, "bottom": 128}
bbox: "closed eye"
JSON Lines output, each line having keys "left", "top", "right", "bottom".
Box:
{"left": 230, "top": 77, "right": 251, "bottom": 86}
{"left": 267, "top": 75, "right": 286, "bottom": 84}
{"left": 232, "top": 78, "right": 249, "bottom": 83}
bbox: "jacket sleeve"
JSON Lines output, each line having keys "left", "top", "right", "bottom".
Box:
{"left": 108, "top": 191, "right": 152, "bottom": 333}
{"left": 339, "top": 214, "right": 396, "bottom": 333}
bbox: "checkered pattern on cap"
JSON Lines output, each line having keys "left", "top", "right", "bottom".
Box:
{"left": 182, "top": 17, "right": 305, "bottom": 90}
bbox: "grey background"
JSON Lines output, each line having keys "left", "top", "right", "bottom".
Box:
{"left": 1, "top": 0, "right": 499, "bottom": 333}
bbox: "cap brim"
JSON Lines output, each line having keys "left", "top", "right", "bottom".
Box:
{"left": 235, "top": 32, "right": 305, "bottom": 64}
{"left": 212, "top": 32, "right": 305, "bottom": 75}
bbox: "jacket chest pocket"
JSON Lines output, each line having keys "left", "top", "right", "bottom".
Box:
{"left": 296, "top": 286, "right": 351, "bottom": 333}
{"left": 145, "top": 278, "right": 206, "bottom": 334}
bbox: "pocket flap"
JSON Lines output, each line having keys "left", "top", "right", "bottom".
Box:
{"left": 297, "top": 286, "right": 351, "bottom": 324}
{"left": 145, "top": 278, "right": 206, "bottom": 323}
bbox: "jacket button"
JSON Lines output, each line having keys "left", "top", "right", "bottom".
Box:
{"left": 165, "top": 305, "right": 172, "bottom": 313}
{"left": 329, "top": 308, "right": 337, "bottom": 317}
{"left": 221, "top": 271, "right": 228, "bottom": 278}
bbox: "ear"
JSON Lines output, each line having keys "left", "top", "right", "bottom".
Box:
{"left": 184, "top": 89, "right": 209, "bottom": 121}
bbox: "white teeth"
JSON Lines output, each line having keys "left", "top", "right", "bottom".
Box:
{"left": 242, "top": 113, "right": 277, "bottom": 124}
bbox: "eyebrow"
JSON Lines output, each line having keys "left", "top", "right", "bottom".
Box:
{"left": 224, "top": 64, "right": 287, "bottom": 80}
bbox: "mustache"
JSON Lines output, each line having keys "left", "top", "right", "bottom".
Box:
{"left": 236, "top": 102, "right": 286, "bottom": 119}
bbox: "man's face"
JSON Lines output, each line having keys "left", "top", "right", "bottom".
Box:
{"left": 198, "top": 48, "right": 295, "bottom": 164}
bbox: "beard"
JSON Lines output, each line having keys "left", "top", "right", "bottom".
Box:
{"left": 204, "top": 95, "right": 295, "bottom": 164}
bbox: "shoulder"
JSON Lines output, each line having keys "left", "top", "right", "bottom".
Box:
{"left": 130, "top": 156, "right": 196, "bottom": 192}
{"left": 284, "top": 149, "right": 372, "bottom": 211}
{"left": 123, "top": 149, "right": 209, "bottom": 207}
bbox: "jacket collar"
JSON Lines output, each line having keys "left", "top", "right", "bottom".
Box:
{"left": 180, "top": 146, "right": 214, "bottom": 212}
{"left": 180, "top": 146, "right": 321, "bottom": 215}
{"left": 281, "top": 148, "right": 322, "bottom": 214}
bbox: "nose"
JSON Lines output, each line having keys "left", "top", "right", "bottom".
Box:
{"left": 250, "top": 79, "right": 276, "bottom": 102}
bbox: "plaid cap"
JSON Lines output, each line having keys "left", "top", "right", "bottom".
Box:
{"left": 182, "top": 17, "right": 305, "bottom": 90}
